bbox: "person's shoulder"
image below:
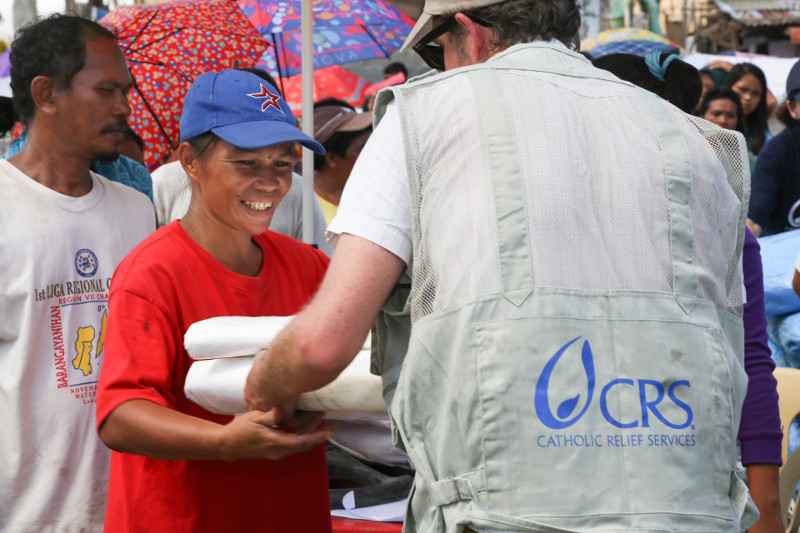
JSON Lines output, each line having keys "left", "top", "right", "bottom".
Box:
{"left": 675, "top": 111, "right": 745, "bottom": 150}
{"left": 112, "top": 222, "right": 185, "bottom": 288}
{"left": 258, "top": 231, "right": 330, "bottom": 270}
{"left": 756, "top": 126, "right": 797, "bottom": 159}
{"left": 94, "top": 172, "right": 155, "bottom": 230}
{"left": 92, "top": 156, "right": 153, "bottom": 200}
{"left": 150, "top": 162, "right": 189, "bottom": 201}
{"left": 776, "top": 126, "right": 800, "bottom": 147}
{"left": 282, "top": 172, "right": 304, "bottom": 202}
{"left": 0, "top": 160, "right": 27, "bottom": 199}
{"left": 151, "top": 161, "right": 186, "bottom": 184}
{"left": 259, "top": 231, "right": 328, "bottom": 258}
{"left": 95, "top": 171, "right": 152, "bottom": 207}
{"left": 119, "top": 222, "right": 179, "bottom": 261}
{"left": 0, "top": 158, "right": 17, "bottom": 179}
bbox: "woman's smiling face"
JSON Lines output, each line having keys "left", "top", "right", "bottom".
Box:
{"left": 189, "top": 138, "right": 295, "bottom": 237}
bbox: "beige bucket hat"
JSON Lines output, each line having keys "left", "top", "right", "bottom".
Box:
{"left": 399, "top": 0, "right": 501, "bottom": 52}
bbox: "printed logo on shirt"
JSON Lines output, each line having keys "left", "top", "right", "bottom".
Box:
{"left": 533, "top": 336, "right": 696, "bottom": 450}
{"left": 75, "top": 249, "right": 98, "bottom": 278}
{"left": 73, "top": 309, "right": 107, "bottom": 377}
{"left": 50, "top": 302, "right": 108, "bottom": 403}
{"left": 37, "top": 272, "right": 111, "bottom": 403}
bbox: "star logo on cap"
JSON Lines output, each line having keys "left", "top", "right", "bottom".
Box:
{"left": 247, "top": 84, "right": 285, "bottom": 114}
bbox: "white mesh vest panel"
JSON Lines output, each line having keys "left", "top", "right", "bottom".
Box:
{"left": 386, "top": 56, "right": 746, "bottom": 324}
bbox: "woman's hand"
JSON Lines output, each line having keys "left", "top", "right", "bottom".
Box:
{"left": 99, "top": 399, "right": 333, "bottom": 461}
{"left": 216, "top": 408, "right": 334, "bottom": 461}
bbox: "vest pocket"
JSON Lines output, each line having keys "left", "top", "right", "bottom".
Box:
{"left": 473, "top": 314, "right": 745, "bottom": 528}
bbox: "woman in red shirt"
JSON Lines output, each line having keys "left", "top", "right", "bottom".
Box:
{"left": 96, "top": 70, "right": 334, "bottom": 533}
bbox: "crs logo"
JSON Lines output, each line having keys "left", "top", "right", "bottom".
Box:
{"left": 75, "top": 249, "right": 98, "bottom": 278}
{"left": 534, "top": 337, "right": 693, "bottom": 431}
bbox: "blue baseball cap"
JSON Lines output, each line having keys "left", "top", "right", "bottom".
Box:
{"left": 179, "top": 70, "right": 325, "bottom": 155}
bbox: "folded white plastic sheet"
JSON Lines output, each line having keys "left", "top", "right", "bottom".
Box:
{"left": 184, "top": 316, "right": 295, "bottom": 359}
{"left": 183, "top": 316, "right": 384, "bottom": 415}
{"left": 185, "top": 350, "right": 385, "bottom": 414}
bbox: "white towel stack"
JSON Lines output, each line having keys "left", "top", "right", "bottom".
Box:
{"left": 183, "top": 316, "right": 385, "bottom": 415}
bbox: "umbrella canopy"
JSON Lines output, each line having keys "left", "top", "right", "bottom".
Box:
{"left": 581, "top": 28, "right": 681, "bottom": 57}
{"left": 280, "top": 65, "right": 372, "bottom": 113}
{"left": 238, "top": 0, "right": 414, "bottom": 77}
{"left": 101, "top": 0, "right": 270, "bottom": 170}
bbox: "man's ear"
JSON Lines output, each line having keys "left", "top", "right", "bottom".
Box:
{"left": 454, "top": 13, "right": 494, "bottom": 63}
{"left": 789, "top": 100, "right": 800, "bottom": 121}
{"left": 324, "top": 151, "right": 339, "bottom": 168}
{"left": 177, "top": 142, "right": 200, "bottom": 185}
{"left": 30, "top": 75, "right": 58, "bottom": 115}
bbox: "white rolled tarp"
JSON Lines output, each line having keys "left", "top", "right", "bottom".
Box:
{"left": 183, "top": 316, "right": 385, "bottom": 415}
{"left": 184, "top": 316, "right": 295, "bottom": 359}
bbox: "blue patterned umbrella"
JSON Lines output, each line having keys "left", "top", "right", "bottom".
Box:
{"left": 238, "top": 0, "right": 414, "bottom": 78}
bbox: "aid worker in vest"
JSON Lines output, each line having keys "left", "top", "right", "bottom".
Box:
{"left": 245, "top": 0, "right": 754, "bottom": 530}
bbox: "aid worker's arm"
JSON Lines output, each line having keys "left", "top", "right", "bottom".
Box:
{"left": 244, "top": 233, "right": 406, "bottom": 417}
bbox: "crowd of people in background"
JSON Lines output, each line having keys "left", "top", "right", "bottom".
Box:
{"left": 2, "top": 4, "right": 800, "bottom": 533}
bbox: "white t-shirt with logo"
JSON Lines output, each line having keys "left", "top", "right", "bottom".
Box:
{"left": 0, "top": 160, "right": 155, "bottom": 532}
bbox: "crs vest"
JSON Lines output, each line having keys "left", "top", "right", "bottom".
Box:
{"left": 372, "top": 44, "right": 753, "bottom": 533}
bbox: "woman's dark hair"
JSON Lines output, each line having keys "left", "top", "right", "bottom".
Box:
{"left": 383, "top": 62, "right": 408, "bottom": 79}
{"left": 439, "top": 0, "right": 582, "bottom": 51}
{"left": 185, "top": 131, "right": 219, "bottom": 160}
{"left": 10, "top": 14, "right": 117, "bottom": 126}
{"left": 592, "top": 52, "right": 702, "bottom": 114}
{"left": 695, "top": 87, "right": 744, "bottom": 132}
{"left": 723, "top": 63, "right": 768, "bottom": 154}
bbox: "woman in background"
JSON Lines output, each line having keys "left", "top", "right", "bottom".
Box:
{"left": 724, "top": 63, "right": 771, "bottom": 156}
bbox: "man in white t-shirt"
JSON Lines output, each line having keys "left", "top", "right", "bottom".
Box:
{"left": 245, "top": 0, "right": 751, "bottom": 531}
{"left": 1, "top": 15, "right": 154, "bottom": 532}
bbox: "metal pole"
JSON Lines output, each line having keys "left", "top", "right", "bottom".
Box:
{"left": 301, "top": 0, "right": 315, "bottom": 245}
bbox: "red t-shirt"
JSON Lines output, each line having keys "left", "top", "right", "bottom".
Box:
{"left": 97, "top": 222, "right": 332, "bottom": 533}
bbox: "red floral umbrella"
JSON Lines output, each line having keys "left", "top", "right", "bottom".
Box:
{"left": 101, "top": 0, "right": 270, "bottom": 170}
{"left": 280, "top": 65, "right": 372, "bottom": 113}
